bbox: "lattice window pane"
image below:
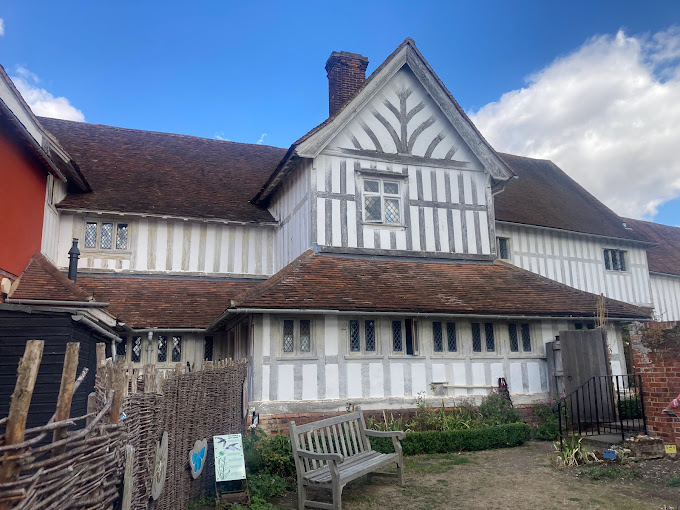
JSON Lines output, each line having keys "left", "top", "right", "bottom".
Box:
{"left": 603, "top": 249, "right": 611, "bottom": 270}
{"left": 116, "top": 223, "right": 128, "bottom": 250}
{"left": 283, "top": 320, "right": 294, "bottom": 353}
{"left": 300, "top": 320, "right": 311, "bottom": 352}
{"left": 508, "top": 324, "right": 519, "bottom": 352}
{"left": 433, "top": 322, "right": 443, "bottom": 352}
{"left": 204, "top": 336, "right": 213, "bottom": 361}
{"left": 131, "top": 336, "right": 142, "bottom": 363}
{"left": 446, "top": 322, "right": 457, "bottom": 351}
{"left": 349, "top": 320, "right": 360, "bottom": 352}
{"left": 85, "top": 222, "right": 97, "bottom": 248}
{"left": 521, "top": 324, "right": 532, "bottom": 352}
{"left": 611, "top": 249, "right": 620, "bottom": 270}
{"left": 471, "top": 323, "right": 481, "bottom": 352}
{"left": 100, "top": 223, "right": 113, "bottom": 249}
{"left": 384, "top": 198, "right": 400, "bottom": 223}
{"left": 498, "top": 238, "right": 509, "bottom": 259}
{"left": 392, "top": 320, "right": 402, "bottom": 352}
{"left": 365, "top": 320, "right": 375, "bottom": 351}
{"left": 116, "top": 337, "right": 127, "bottom": 357}
{"left": 364, "top": 196, "right": 381, "bottom": 221}
{"left": 383, "top": 181, "right": 399, "bottom": 195}
{"left": 485, "top": 323, "right": 495, "bottom": 351}
{"left": 172, "top": 336, "right": 182, "bottom": 362}
{"left": 364, "top": 180, "right": 379, "bottom": 193}
{"left": 158, "top": 336, "right": 168, "bottom": 362}
{"left": 619, "top": 251, "right": 626, "bottom": 271}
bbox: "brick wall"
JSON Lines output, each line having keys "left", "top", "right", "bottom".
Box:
{"left": 325, "top": 51, "right": 369, "bottom": 116}
{"left": 630, "top": 321, "right": 680, "bottom": 447}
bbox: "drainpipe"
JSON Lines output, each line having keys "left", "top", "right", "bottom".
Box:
{"left": 67, "top": 238, "right": 80, "bottom": 283}
{"left": 146, "top": 331, "right": 154, "bottom": 364}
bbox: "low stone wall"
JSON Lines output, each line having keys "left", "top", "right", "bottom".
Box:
{"left": 630, "top": 321, "right": 680, "bottom": 447}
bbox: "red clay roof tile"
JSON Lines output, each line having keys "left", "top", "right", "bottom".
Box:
{"left": 10, "top": 252, "right": 93, "bottom": 302}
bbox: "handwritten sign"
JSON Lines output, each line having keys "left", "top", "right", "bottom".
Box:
{"left": 665, "top": 444, "right": 677, "bottom": 454}
{"left": 213, "top": 434, "right": 246, "bottom": 482}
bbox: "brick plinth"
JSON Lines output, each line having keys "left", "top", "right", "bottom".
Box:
{"left": 630, "top": 321, "right": 680, "bottom": 447}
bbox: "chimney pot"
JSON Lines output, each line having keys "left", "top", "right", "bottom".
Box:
{"left": 325, "top": 51, "right": 369, "bottom": 117}
{"left": 68, "top": 238, "right": 80, "bottom": 283}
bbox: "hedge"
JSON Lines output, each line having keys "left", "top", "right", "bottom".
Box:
{"left": 370, "top": 423, "right": 531, "bottom": 456}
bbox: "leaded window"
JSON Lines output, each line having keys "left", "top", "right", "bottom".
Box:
{"left": 300, "top": 320, "right": 311, "bottom": 352}
{"left": 362, "top": 177, "right": 402, "bottom": 225}
{"left": 471, "top": 323, "right": 482, "bottom": 352}
{"left": 497, "top": 237, "right": 510, "bottom": 260}
{"left": 171, "top": 336, "right": 182, "bottom": 362}
{"left": 521, "top": 324, "right": 532, "bottom": 352}
{"left": 508, "top": 324, "right": 519, "bottom": 352}
{"left": 131, "top": 336, "right": 142, "bottom": 363}
{"left": 116, "top": 337, "right": 127, "bottom": 357}
{"left": 204, "top": 336, "right": 213, "bottom": 361}
{"left": 392, "top": 320, "right": 402, "bottom": 352}
{"left": 433, "top": 322, "right": 443, "bottom": 352}
{"left": 603, "top": 249, "right": 626, "bottom": 271}
{"left": 84, "top": 220, "right": 129, "bottom": 250}
{"left": 349, "top": 320, "right": 360, "bottom": 352}
{"left": 365, "top": 320, "right": 375, "bottom": 352}
{"left": 283, "top": 320, "right": 294, "bottom": 353}
{"left": 485, "top": 323, "right": 495, "bottom": 351}
{"left": 446, "top": 322, "right": 457, "bottom": 352}
{"left": 158, "top": 336, "right": 168, "bottom": 362}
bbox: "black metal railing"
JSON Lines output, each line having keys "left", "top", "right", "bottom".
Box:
{"left": 554, "top": 374, "right": 647, "bottom": 449}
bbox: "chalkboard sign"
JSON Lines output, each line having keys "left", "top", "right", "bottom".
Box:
{"left": 213, "top": 434, "right": 246, "bottom": 482}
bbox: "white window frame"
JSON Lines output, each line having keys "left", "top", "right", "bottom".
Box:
{"left": 84, "top": 219, "right": 130, "bottom": 252}
{"left": 603, "top": 248, "right": 627, "bottom": 272}
{"left": 281, "top": 318, "right": 314, "bottom": 356}
{"left": 347, "top": 318, "right": 378, "bottom": 355}
{"left": 361, "top": 176, "right": 404, "bottom": 226}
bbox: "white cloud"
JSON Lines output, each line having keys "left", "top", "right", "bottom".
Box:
{"left": 10, "top": 66, "right": 84, "bottom": 122}
{"left": 0, "top": 18, "right": 5, "bottom": 36}
{"left": 470, "top": 26, "right": 680, "bottom": 220}
{"left": 214, "top": 131, "right": 229, "bottom": 141}
{"left": 256, "top": 133, "right": 267, "bottom": 145}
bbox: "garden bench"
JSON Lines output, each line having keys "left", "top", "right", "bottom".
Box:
{"left": 289, "top": 409, "right": 405, "bottom": 510}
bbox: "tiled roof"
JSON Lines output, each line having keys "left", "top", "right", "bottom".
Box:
{"left": 230, "top": 251, "right": 650, "bottom": 319}
{"left": 9, "top": 252, "right": 93, "bottom": 302}
{"left": 39, "top": 117, "right": 286, "bottom": 223}
{"left": 495, "top": 154, "right": 649, "bottom": 243}
{"left": 624, "top": 218, "right": 680, "bottom": 277}
{"left": 77, "top": 275, "right": 261, "bottom": 328}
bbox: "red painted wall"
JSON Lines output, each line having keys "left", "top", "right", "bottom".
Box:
{"left": 0, "top": 126, "right": 47, "bottom": 277}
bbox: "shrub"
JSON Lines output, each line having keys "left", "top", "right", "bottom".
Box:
{"left": 243, "top": 428, "right": 296, "bottom": 481}
{"left": 619, "top": 398, "right": 643, "bottom": 420}
{"left": 370, "top": 423, "right": 531, "bottom": 455}
{"left": 532, "top": 402, "right": 559, "bottom": 440}
{"left": 478, "top": 390, "right": 520, "bottom": 426}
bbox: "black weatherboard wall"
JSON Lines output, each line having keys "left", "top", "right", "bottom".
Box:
{"left": 0, "top": 310, "right": 101, "bottom": 428}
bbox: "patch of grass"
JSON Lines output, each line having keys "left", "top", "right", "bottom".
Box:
{"left": 588, "top": 499, "right": 604, "bottom": 505}
{"left": 436, "top": 479, "right": 449, "bottom": 486}
{"left": 667, "top": 472, "right": 680, "bottom": 487}
{"left": 405, "top": 455, "right": 471, "bottom": 474}
{"left": 577, "top": 465, "right": 641, "bottom": 480}
{"left": 568, "top": 497, "right": 581, "bottom": 502}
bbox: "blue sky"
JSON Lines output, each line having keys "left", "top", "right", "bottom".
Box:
{"left": 1, "top": 1, "right": 679, "bottom": 224}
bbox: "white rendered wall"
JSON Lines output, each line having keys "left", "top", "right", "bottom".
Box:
{"left": 650, "top": 273, "right": 680, "bottom": 321}
{"left": 496, "top": 223, "right": 652, "bottom": 306}
{"left": 56, "top": 213, "right": 275, "bottom": 277}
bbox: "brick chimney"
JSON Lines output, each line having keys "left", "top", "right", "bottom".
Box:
{"left": 325, "top": 51, "right": 369, "bottom": 117}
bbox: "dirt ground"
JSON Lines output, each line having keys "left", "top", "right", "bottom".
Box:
{"left": 273, "top": 441, "right": 680, "bottom": 510}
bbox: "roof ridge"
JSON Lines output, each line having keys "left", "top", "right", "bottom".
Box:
{"left": 38, "top": 116, "right": 287, "bottom": 151}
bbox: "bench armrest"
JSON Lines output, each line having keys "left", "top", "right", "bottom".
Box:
{"left": 364, "top": 430, "right": 406, "bottom": 440}
{"left": 296, "top": 448, "right": 344, "bottom": 464}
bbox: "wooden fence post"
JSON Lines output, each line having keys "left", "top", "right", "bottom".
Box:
{"left": 51, "top": 342, "right": 80, "bottom": 455}
{"left": 109, "top": 363, "right": 126, "bottom": 423}
{"left": 0, "top": 340, "right": 44, "bottom": 501}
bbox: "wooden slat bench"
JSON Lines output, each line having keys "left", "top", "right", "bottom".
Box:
{"left": 289, "top": 409, "right": 405, "bottom": 509}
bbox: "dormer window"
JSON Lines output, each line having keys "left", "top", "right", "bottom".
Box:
{"left": 362, "top": 178, "right": 402, "bottom": 225}
{"left": 85, "top": 221, "right": 129, "bottom": 250}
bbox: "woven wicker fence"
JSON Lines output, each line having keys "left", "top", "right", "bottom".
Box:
{"left": 0, "top": 341, "right": 247, "bottom": 510}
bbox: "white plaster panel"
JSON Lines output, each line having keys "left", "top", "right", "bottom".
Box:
{"left": 411, "top": 363, "right": 427, "bottom": 395}
{"left": 451, "top": 362, "right": 466, "bottom": 387}
{"left": 432, "top": 363, "right": 446, "bottom": 383}
{"left": 369, "top": 363, "right": 384, "bottom": 398}
{"left": 490, "top": 363, "right": 504, "bottom": 385}
{"left": 509, "top": 363, "right": 523, "bottom": 394}
{"left": 302, "top": 364, "right": 318, "bottom": 400}
{"left": 466, "top": 210, "right": 476, "bottom": 254}
{"left": 347, "top": 202, "right": 358, "bottom": 248}
{"left": 316, "top": 198, "right": 326, "bottom": 245}
{"left": 261, "top": 365, "right": 270, "bottom": 401}
{"left": 262, "top": 314, "right": 271, "bottom": 357}
{"left": 347, "top": 363, "right": 363, "bottom": 398}
{"left": 278, "top": 365, "right": 295, "bottom": 401}
{"left": 324, "top": 315, "right": 339, "bottom": 356}
{"left": 527, "top": 362, "right": 541, "bottom": 393}
{"left": 390, "top": 363, "right": 405, "bottom": 397}
{"left": 332, "top": 199, "right": 342, "bottom": 246}
{"left": 325, "top": 364, "right": 340, "bottom": 399}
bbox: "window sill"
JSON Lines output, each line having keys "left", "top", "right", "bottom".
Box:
{"left": 82, "top": 249, "right": 132, "bottom": 258}
{"left": 604, "top": 269, "right": 629, "bottom": 274}
{"left": 344, "top": 355, "right": 384, "bottom": 360}
{"left": 430, "top": 354, "right": 463, "bottom": 359}
{"left": 361, "top": 223, "right": 406, "bottom": 231}
{"left": 469, "top": 354, "right": 504, "bottom": 359}
{"left": 388, "top": 355, "right": 426, "bottom": 359}
{"left": 276, "top": 356, "right": 319, "bottom": 361}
